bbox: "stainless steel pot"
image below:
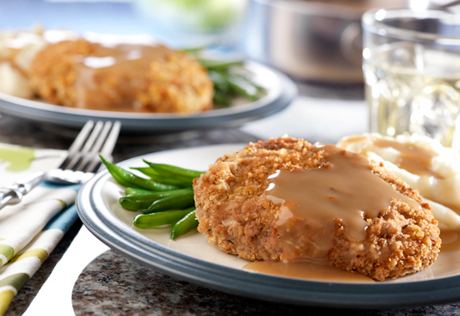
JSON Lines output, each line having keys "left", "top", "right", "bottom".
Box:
{"left": 239, "top": 0, "right": 408, "bottom": 83}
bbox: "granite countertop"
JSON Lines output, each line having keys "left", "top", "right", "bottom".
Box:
{"left": 72, "top": 251, "right": 460, "bottom": 316}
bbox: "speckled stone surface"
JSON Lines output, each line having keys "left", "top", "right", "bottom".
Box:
{"left": 0, "top": 114, "right": 259, "bottom": 160}
{"left": 72, "top": 251, "right": 460, "bottom": 316}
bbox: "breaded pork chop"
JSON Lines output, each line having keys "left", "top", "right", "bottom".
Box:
{"left": 193, "top": 137, "right": 441, "bottom": 281}
{"left": 29, "top": 39, "right": 213, "bottom": 113}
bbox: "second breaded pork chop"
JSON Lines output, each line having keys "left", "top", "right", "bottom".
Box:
{"left": 29, "top": 39, "right": 213, "bottom": 113}
{"left": 193, "top": 137, "right": 441, "bottom": 281}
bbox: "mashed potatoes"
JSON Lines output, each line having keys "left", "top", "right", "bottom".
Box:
{"left": 0, "top": 27, "right": 78, "bottom": 99}
{"left": 337, "top": 133, "right": 460, "bottom": 230}
{"left": 0, "top": 28, "right": 47, "bottom": 98}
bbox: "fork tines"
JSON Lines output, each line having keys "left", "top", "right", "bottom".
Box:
{"left": 59, "top": 120, "right": 121, "bottom": 174}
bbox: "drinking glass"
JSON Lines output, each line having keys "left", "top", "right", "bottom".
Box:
{"left": 362, "top": 9, "right": 460, "bottom": 149}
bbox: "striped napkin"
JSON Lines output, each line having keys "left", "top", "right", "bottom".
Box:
{"left": 0, "top": 143, "right": 79, "bottom": 315}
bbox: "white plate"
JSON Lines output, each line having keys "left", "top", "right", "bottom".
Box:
{"left": 76, "top": 144, "right": 460, "bottom": 308}
{"left": 0, "top": 62, "right": 296, "bottom": 134}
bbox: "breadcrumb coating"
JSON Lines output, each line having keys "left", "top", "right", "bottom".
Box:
{"left": 193, "top": 137, "right": 441, "bottom": 281}
{"left": 29, "top": 39, "right": 213, "bottom": 113}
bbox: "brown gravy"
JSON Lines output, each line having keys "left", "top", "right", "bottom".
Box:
{"left": 244, "top": 261, "right": 374, "bottom": 283}
{"left": 441, "top": 229, "right": 460, "bottom": 253}
{"left": 265, "top": 143, "right": 421, "bottom": 261}
{"left": 373, "top": 138, "right": 443, "bottom": 179}
{"left": 340, "top": 135, "right": 443, "bottom": 179}
{"left": 74, "top": 44, "right": 172, "bottom": 111}
{"left": 243, "top": 142, "right": 451, "bottom": 281}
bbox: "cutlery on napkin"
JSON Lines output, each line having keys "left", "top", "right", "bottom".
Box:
{"left": 0, "top": 143, "right": 81, "bottom": 315}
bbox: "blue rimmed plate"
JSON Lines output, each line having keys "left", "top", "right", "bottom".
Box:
{"left": 0, "top": 62, "right": 296, "bottom": 134}
{"left": 76, "top": 144, "right": 460, "bottom": 309}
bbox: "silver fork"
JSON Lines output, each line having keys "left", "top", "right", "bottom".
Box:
{"left": 0, "top": 120, "right": 121, "bottom": 210}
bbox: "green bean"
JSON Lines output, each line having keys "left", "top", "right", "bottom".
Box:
{"left": 213, "top": 90, "right": 231, "bottom": 106}
{"left": 231, "top": 73, "right": 266, "bottom": 94}
{"left": 120, "top": 189, "right": 193, "bottom": 211}
{"left": 199, "top": 58, "right": 244, "bottom": 70}
{"left": 130, "top": 167, "right": 192, "bottom": 187}
{"left": 133, "top": 207, "right": 195, "bottom": 229}
{"left": 149, "top": 174, "right": 193, "bottom": 187}
{"left": 144, "top": 190, "right": 195, "bottom": 214}
{"left": 130, "top": 167, "right": 159, "bottom": 178}
{"left": 142, "top": 160, "right": 205, "bottom": 179}
{"left": 170, "top": 209, "right": 198, "bottom": 240}
{"left": 125, "top": 187, "right": 156, "bottom": 196}
{"left": 180, "top": 47, "right": 205, "bottom": 54}
{"left": 184, "top": 53, "right": 266, "bottom": 106}
{"left": 100, "top": 156, "right": 179, "bottom": 191}
{"left": 208, "top": 70, "right": 230, "bottom": 93}
{"left": 102, "top": 158, "right": 131, "bottom": 187}
{"left": 208, "top": 70, "right": 232, "bottom": 106}
{"left": 220, "top": 72, "right": 259, "bottom": 101}
{"left": 159, "top": 175, "right": 192, "bottom": 187}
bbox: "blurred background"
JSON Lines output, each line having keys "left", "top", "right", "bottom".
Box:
{"left": 2, "top": 0, "right": 459, "bottom": 85}
{"left": 0, "top": 0, "right": 411, "bottom": 86}
{"left": 2, "top": 0, "right": 460, "bottom": 145}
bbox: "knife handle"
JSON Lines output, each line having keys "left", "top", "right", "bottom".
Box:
{"left": 0, "top": 171, "right": 46, "bottom": 210}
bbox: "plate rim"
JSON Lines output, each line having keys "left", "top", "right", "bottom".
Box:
{"left": 76, "top": 144, "right": 460, "bottom": 309}
{"left": 0, "top": 61, "right": 297, "bottom": 133}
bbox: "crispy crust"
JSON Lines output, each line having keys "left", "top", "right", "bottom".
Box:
{"left": 139, "top": 51, "right": 213, "bottom": 113}
{"left": 193, "top": 137, "right": 441, "bottom": 281}
{"left": 29, "top": 39, "right": 93, "bottom": 107}
{"left": 29, "top": 39, "right": 213, "bottom": 113}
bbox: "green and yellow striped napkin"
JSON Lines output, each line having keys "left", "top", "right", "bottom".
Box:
{"left": 0, "top": 143, "right": 79, "bottom": 315}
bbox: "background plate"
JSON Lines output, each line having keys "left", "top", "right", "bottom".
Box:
{"left": 76, "top": 144, "right": 460, "bottom": 309}
{"left": 0, "top": 61, "right": 296, "bottom": 135}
